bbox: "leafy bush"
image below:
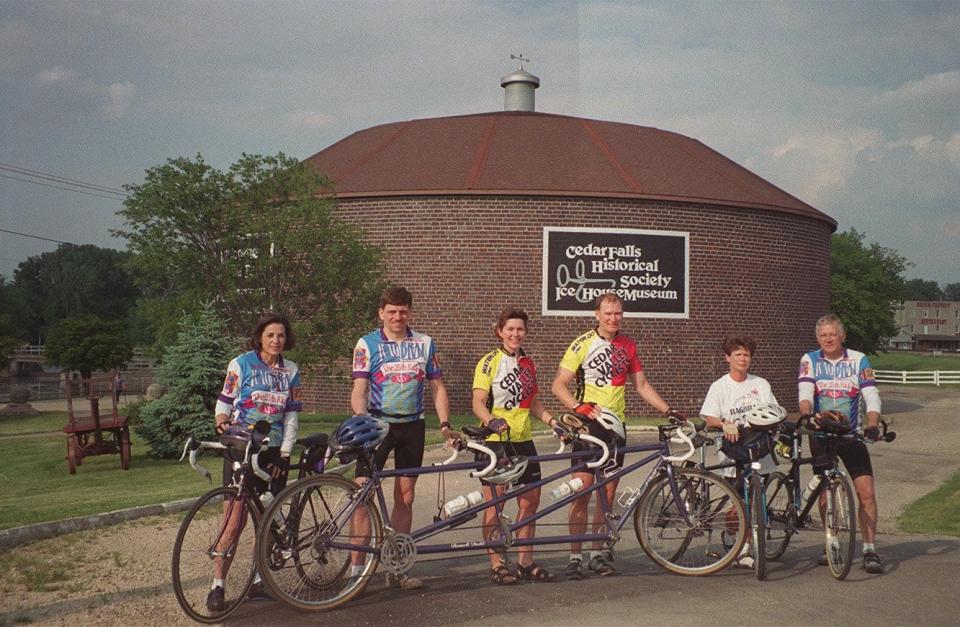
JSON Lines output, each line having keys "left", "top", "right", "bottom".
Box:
{"left": 136, "top": 304, "right": 239, "bottom": 457}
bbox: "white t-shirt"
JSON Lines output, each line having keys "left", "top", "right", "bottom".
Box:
{"left": 700, "top": 373, "right": 779, "bottom": 476}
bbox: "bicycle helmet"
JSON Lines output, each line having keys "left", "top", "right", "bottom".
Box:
{"left": 744, "top": 403, "right": 787, "bottom": 429}
{"left": 483, "top": 455, "right": 528, "bottom": 485}
{"left": 595, "top": 406, "right": 626, "bottom": 439}
{"left": 330, "top": 414, "right": 389, "bottom": 454}
{"left": 557, "top": 412, "right": 588, "bottom": 433}
{"left": 219, "top": 425, "right": 252, "bottom": 450}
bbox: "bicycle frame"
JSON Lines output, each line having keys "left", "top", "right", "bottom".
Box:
{"left": 322, "top": 430, "right": 693, "bottom": 559}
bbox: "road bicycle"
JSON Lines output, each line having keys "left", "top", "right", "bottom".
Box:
{"left": 763, "top": 415, "right": 895, "bottom": 580}
{"left": 170, "top": 426, "right": 331, "bottom": 623}
{"left": 254, "top": 416, "right": 747, "bottom": 612}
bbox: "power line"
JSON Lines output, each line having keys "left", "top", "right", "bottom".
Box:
{"left": 0, "top": 174, "right": 127, "bottom": 202}
{"left": 0, "top": 228, "right": 71, "bottom": 245}
{"left": 0, "top": 163, "right": 128, "bottom": 196}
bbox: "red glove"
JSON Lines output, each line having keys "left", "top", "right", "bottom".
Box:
{"left": 574, "top": 402, "right": 597, "bottom": 418}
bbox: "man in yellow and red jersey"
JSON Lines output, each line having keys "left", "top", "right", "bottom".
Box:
{"left": 552, "top": 292, "right": 675, "bottom": 580}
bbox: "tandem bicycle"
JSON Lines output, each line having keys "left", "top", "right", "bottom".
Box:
{"left": 254, "top": 413, "right": 747, "bottom": 612}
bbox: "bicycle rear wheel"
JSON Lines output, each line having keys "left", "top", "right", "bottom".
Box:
{"left": 763, "top": 471, "right": 794, "bottom": 560}
{"left": 749, "top": 474, "right": 766, "bottom": 581}
{"left": 257, "top": 475, "right": 382, "bottom": 611}
{"left": 825, "top": 473, "right": 856, "bottom": 580}
{"left": 172, "top": 487, "right": 258, "bottom": 624}
{"left": 635, "top": 468, "right": 746, "bottom": 576}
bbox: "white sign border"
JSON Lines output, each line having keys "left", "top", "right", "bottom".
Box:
{"left": 541, "top": 226, "right": 690, "bottom": 319}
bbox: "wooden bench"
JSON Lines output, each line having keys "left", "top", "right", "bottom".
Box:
{"left": 64, "top": 378, "right": 131, "bottom": 474}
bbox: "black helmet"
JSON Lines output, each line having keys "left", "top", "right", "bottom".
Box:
{"left": 330, "top": 415, "right": 389, "bottom": 454}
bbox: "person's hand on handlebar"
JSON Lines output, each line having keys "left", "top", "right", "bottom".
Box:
{"left": 269, "top": 455, "right": 289, "bottom": 480}
{"left": 665, "top": 408, "right": 687, "bottom": 423}
{"left": 721, "top": 421, "right": 740, "bottom": 443}
{"left": 487, "top": 417, "right": 509, "bottom": 434}
{"left": 863, "top": 425, "right": 880, "bottom": 442}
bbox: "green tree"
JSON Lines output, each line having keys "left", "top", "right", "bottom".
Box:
{"left": 136, "top": 304, "right": 239, "bottom": 458}
{"left": 902, "top": 278, "right": 945, "bottom": 301}
{"left": 44, "top": 315, "right": 134, "bottom": 383}
{"left": 944, "top": 283, "right": 960, "bottom": 301}
{"left": 0, "top": 314, "right": 21, "bottom": 359}
{"left": 114, "top": 153, "right": 384, "bottom": 367}
{"left": 830, "top": 229, "right": 907, "bottom": 354}
{"left": 2, "top": 244, "right": 138, "bottom": 343}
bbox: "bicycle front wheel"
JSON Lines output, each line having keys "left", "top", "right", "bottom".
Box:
{"left": 825, "top": 473, "right": 856, "bottom": 580}
{"left": 749, "top": 474, "right": 767, "bottom": 581}
{"left": 635, "top": 468, "right": 746, "bottom": 576}
{"left": 171, "top": 487, "right": 258, "bottom": 624}
{"left": 763, "top": 471, "right": 794, "bottom": 560}
{"left": 257, "top": 474, "right": 383, "bottom": 612}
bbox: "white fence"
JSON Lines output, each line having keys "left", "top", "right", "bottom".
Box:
{"left": 875, "top": 370, "right": 960, "bottom": 386}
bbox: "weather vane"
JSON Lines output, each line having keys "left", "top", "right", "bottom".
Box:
{"left": 510, "top": 53, "right": 530, "bottom": 70}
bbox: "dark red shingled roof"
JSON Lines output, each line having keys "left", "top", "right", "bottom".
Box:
{"left": 304, "top": 111, "right": 836, "bottom": 227}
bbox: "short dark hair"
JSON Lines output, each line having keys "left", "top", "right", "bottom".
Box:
{"left": 722, "top": 334, "right": 756, "bottom": 356}
{"left": 250, "top": 313, "right": 296, "bottom": 352}
{"left": 494, "top": 306, "right": 529, "bottom": 337}
{"left": 380, "top": 286, "right": 413, "bottom": 309}
{"left": 594, "top": 292, "right": 623, "bottom": 310}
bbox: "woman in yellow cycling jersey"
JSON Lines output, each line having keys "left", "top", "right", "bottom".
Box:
{"left": 472, "top": 306, "right": 559, "bottom": 585}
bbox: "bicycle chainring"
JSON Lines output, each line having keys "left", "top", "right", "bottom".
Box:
{"left": 381, "top": 531, "right": 417, "bottom": 575}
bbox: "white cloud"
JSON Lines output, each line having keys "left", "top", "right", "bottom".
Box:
{"left": 289, "top": 110, "right": 334, "bottom": 130}
{"left": 102, "top": 81, "right": 136, "bottom": 119}
{"left": 34, "top": 64, "right": 78, "bottom": 83}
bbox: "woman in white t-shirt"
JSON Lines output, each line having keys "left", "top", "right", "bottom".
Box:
{"left": 699, "top": 334, "right": 778, "bottom": 567}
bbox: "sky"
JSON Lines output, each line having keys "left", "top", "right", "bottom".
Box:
{"left": 1, "top": 0, "right": 958, "bottom": 285}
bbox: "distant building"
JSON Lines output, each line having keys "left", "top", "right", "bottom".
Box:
{"left": 890, "top": 300, "right": 960, "bottom": 351}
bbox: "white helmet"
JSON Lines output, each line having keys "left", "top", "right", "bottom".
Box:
{"left": 745, "top": 403, "right": 787, "bottom": 429}
{"left": 484, "top": 455, "right": 528, "bottom": 485}
{"left": 595, "top": 406, "right": 626, "bottom": 439}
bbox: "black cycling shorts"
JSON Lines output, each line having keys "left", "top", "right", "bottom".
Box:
{"left": 571, "top": 419, "right": 626, "bottom": 470}
{"left": 808, "top": 434, "right": 873, "bottom": 479}
{"left": 354, "top": 419, "right": 426, "bottom": 479}
{"left": 475, "top": 439, "right": 542, "bottom": 486}
{"left": 221, "top": 445, "right": 287, "bottom": 497}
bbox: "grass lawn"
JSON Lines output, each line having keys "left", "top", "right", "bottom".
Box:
{"left": 0, "top": 410, "right": 671, "bottom": 530}
{"left": 870, "top": 352, "right": 960, "bottom": 371}
{"left": 897, "top": 470, "right": 960, "bottom": 537}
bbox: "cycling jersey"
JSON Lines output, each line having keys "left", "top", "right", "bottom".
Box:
{"left": 216, "top": 351, "right": 301, "bottom": 452}
{"left": 558, "top": 329, "right": 642, "bottom": 420}
{"left": 798, "top": 348, "right": 880, "bottom": 431}
{"left": 473, "top": 348, "right": 539, "bottom": 442}
{"left": 352, "top": 327, "right": 442, "bottom": 423}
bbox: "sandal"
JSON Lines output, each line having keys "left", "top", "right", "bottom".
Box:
{"left": 490, "top": 564, "right": 518, "bottom": 586}
{"left": 516, "top": 562, "right": 555, "bottom": 582}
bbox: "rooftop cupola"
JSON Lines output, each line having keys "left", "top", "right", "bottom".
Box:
{"left": 500, "top": 54, "right": 540, "bottom": 112}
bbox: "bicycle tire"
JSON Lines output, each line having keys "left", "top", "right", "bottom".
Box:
{"left": 763, "top": 471, "right": 794, "bottom": 560}
{"left": 749, "top": 474, "right": 766, "bottom": 580}
{"left": 172, "top": 487, "right": 258, "bottom": 624}
{"left": 825, "top": 473, "right": 857, "bottom": 580}
{"left": 634, "top": 468, "right": 746, "bottom": 576}
{"left": 257, "top": 474, "right": 382, "bottom": 611}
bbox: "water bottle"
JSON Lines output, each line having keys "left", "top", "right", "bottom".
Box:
{"left": 443, "top": 490, "right": 484, "bottom": 517}
{"left": 801, "top": 475, "right": 821, "bottom": 502}
{"left": 260, "top": 492, "right": 285, "bottom": 525}
{"left": 549, "top": 477, "right": 584, "bottom": 501}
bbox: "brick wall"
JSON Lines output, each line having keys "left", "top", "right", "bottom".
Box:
{"left": 298, "top": 195, "right": 832, "bottom": 419}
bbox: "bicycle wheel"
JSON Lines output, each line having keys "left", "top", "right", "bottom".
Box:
{"left": 825, "top": 473, "right": 856, "bottom": 580}
{"left": 635, "top": 468, "right": 746, "bottom": 576}
{"left": 749, "top": 474, "right": 766, "bottom": 581}
{"left": 172, "top": 487, "right": 258, "bottom": 624}
{"left": 257, "top": 475, "right": 382, "bottom": 611}
{"left": 763, "top": 471, "right": 794, "bottom": 560}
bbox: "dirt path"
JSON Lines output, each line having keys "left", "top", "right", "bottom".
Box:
{"left": 1, "top": 385, "right": 956, "bottom": 626}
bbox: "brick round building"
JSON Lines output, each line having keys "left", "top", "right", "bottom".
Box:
{"left": 300, "top": 79, "right": 836, "bottom": 417}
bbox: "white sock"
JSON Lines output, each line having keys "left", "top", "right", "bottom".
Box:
{"left": 590, "top": 550, "right": 603, "bottom": 561}
{"left": 350, "top": 564, "right": 364, "bottom": 577}
{"left": 211, "top": 578, "right": 224, "bottom": 590}
{"left": 569, "top": 553, "right": 582, "bottom": 563}
{"left": 863, "top": 543, "right": 876, "bottom": 554}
